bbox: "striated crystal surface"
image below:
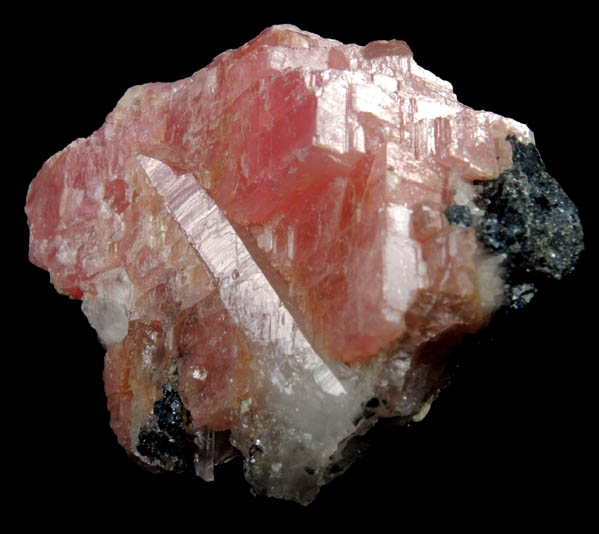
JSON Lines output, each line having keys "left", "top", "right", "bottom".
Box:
{"left": 25, "top": 25, "right": 583, "bottom": 504}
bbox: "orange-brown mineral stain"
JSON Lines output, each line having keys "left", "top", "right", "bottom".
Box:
{"left": 104, "top": 320, "right": 167, "bottom": 449}
{"left": 176, "top": 291, "right": 251, "bottom": 431}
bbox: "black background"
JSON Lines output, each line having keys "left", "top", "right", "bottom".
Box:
{"left": 11, "top": 5, "right": 594, "bottom": 529}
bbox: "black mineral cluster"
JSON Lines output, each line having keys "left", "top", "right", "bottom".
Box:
{"left": 475, "top": 136, "right": 584, "bottom": 308}
{"left": 136, "top": 384, "right": 193, "bottom": 469}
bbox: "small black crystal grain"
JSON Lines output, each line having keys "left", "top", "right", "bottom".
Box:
{"left": 444, "top": 205, "right": 472, "bottom": 227}
{"left": 365, "top": 397, "right": 380, "bottom": 408}
{"left": 137, "top": 429, "right": 179, "bottom": 458}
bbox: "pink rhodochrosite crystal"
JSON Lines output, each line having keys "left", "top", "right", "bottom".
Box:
{"left": 25, "top": 25, "right": 583, "bottom": 504}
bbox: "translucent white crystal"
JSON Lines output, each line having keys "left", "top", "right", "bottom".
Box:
{"left": 82, "top": 295, "right": 129, "bottom": 345}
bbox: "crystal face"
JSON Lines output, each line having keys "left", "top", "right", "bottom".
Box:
{"left": 25, "top": 25, "right": 583, "bottom": 504}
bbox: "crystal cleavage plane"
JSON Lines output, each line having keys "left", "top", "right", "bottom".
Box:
{"left": 25, "top": 25, "right": 583, "bottom": 504}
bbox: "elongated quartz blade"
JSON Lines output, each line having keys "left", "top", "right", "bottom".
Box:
{"left": 138, "top": 155, "right": 345, "bottom": 397}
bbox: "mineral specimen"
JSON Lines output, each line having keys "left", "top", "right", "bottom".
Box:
{"left": 25, "top": 25, "right": 583, "bottom": 504}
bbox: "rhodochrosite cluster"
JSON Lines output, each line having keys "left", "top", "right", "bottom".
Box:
{"left": 25, "top": 25, "right": 582, "bottom": 504}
